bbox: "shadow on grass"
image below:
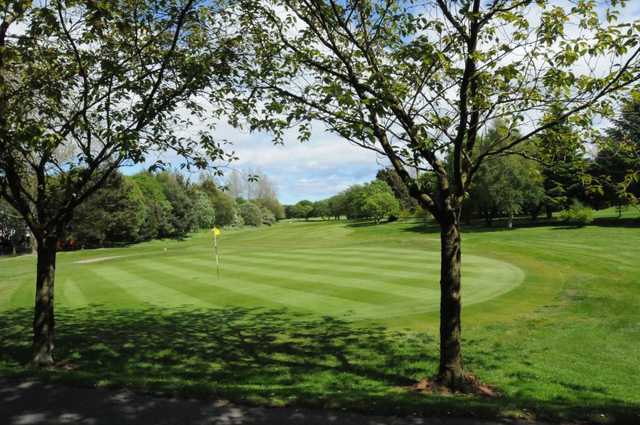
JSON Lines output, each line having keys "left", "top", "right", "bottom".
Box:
{"left": 401, "top": 217, "right": 640, "bottom": 235}
{"left": 0, "top": 307, "right": 638, "bottom": 424}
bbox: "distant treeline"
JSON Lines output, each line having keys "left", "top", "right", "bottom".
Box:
{"left": 68, "top": 171, "right": 285, "bottom": 248}
{"left": 285, "top": 112, "right": 639, "bottom": 226}
{"left": 0, "top": 171, "right": 285, "bottom": 253}
{"left": 284, "top": 179, "right": 407, "bottom": 223}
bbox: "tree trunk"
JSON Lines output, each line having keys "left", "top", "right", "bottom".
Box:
{"left": 30, "top": 230, "right": 38, "bottom": 255}
{"left": 32, "top": 236, "right": 57, "bottom": 367}
{"left": 437, "top": 219, "right": 465, "bottom": 387}
{"left": 507, "top": 212, "right": 513, "bottom": 229}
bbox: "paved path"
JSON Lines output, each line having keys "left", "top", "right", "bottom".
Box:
{"left": 0, "top": 378, "right": 543, "bottom": 425}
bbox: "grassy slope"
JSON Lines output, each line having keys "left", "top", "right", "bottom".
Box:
{"left": 0, "top": 216, "right": 639, "bottom": 423}
{"left": 0, "top": 222, "right": 524, "bottom": 323}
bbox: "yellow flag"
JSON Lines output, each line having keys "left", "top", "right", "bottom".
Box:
{"left": 211, "top": 227, "right": 221, "bottom": 236}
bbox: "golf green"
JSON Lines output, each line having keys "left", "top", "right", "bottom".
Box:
{"left": 1, "top": 224, "right": 524, "bottom": 324}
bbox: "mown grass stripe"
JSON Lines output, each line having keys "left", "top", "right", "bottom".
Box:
{"left": 143, "top": 258, "right": 375, "bottom": 315}
{"left": 6, "top": 274, "right": 34, "bottom": 309}
{"left": 171, "top": 256, "right": 425, "bottom": 305}
{"left": 200, "top": 255, "right": 438, "bottom": 299}
{"left": 227, "top": 251, "right": 437, "bottom": 279}
{"left": 258, "top": 246, "right": 438, "bottom": 263}
{"left": 59, "top": 278, "right": 88, "bottom": 308}
{"left": 92, "top": 265, "right": 211, "bottom": 308}
{"left": 246, "top": 250, "right": 441, "bottom": 275}
{"left": 124, "top": 262, "right": 273, "bottom": 308}
{"left": 75, "top": 267, "right": 146, "bottom": 307}
{"left": 170, "top": 249, "right": 523, "bottom": 304}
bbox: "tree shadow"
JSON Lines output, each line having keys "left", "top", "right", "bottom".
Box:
{"left": 0, "top": 307, "right": 429, "bottom": 399}
{"left": 403, "top": 217, "right": 640, "bottom": 235}
{"left": 591, "top": 217, "right": 640, "bottom": 228}
{"left": 345, "top": 220, "right": 392, "bottom": 228}
{"left": 0, "top": 307, "right": 638, "bottom": 423}
{"left": 401, "top": 222, "right": 514, "bottom": 234}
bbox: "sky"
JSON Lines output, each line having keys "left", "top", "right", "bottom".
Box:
{"left": 213, "top": 122, "right": 385, "bottom": 205}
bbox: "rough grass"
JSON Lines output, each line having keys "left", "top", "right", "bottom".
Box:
{"left": 0, "top": 213, "right": 639, "bottom": 424}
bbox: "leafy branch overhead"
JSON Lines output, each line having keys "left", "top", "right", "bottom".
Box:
{"left": 237, "top": 0, "right": 640, "bottom": 217}
{"left": 0, "top": 0, "right": 237, "bottom": 236}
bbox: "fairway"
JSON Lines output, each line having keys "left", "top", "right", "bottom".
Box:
{"left": 1, "top": 227, "right": 523, "bottom": 323}
{"left": 1, "top": 219, "right": 639, "bottom": 422}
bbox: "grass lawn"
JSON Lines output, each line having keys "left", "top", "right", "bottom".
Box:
{"left": 1, "top": 215, "right": 639, "bottom": 423}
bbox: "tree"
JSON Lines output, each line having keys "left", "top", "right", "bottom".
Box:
{"left": 327, "top": 193, "right": 347, "bottom": 219}
{"left": 157, "top": 172, "right": 197, "bottom": 238}
{"left": 341, "top": 185, "right": 367, "bottom": 219}
{"left": 242, "top": 168, "right": 259, "bottom": 200}
{"left": 590, "top": 97, "right": 640, "bottom": 209}
{"left": 192, "top": 190, "right": 217, "bottom": 229}
{"left": 255, "top": 173, "right": 278, "bottom": 199}
{"left": 0, "top": 0, "right": 234, "bottom": 365}
{"left": 255, "top": 197, "right": 285, "bottom": 220}
{"left": 338, "top": 180, "right": 397, "bottom": 220}
{"left": 376, "top": 167, "right": 418, "bottom": 212}
{"left": 535, "top": 104, "right": 586, "bottom": 218}
{"left": 0, "top": 198, "right": 27, "bottom": 255}
{"left": 312, "top": 199, "right": 331, "bottom": 220}
{"left": 224, "top": 169, "right": 245, "bottom": 199}
{"left": 132, "top": 172, "right": 175, "bottom": 239}
{"left": 293, "top": 200, "right": 314, "bottom": 220}
{"left": 466, "top": 124, "right": 545, "bottom": 227}
{"left": 284, "top": 204, "right": 297, "bottom": 219}
{"left": 199, "top": 178, "right": 241, "bottom": 226}
{"left": 133, "top": 172, "right": 174, "bottom": 239}
{"left": 362, "top": 191, "right": 400, "bottom": 223}
{"left": 70, "top": 172, "right": 146, "bottom": 247}
{"left": 239, "top": 0, "right": 640, "bottom": 389}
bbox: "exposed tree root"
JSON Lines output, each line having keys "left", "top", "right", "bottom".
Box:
{"left": 410, "top": 373, "right": 499, "bottom": 398}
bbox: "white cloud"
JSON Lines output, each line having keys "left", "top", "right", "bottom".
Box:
{"left": 214, "top": 121, "right": 385, "bottom": 203}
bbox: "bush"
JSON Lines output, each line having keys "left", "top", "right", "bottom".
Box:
{"left": 239, "top": 202, "right": 263, "bottom": 226}
{"left": 261, "top": 207, "right": 276, "bottom": 226}
{"left": 560, "top": 201, "right": 594, "bottom": 226}
{"left": 255, "top": 197, "right": 285, "bottom": 220}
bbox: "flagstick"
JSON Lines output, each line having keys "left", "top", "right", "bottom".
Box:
{"left": 212, "top": 212, "right": 220, "bottom": 279}
{"left": 214, "top": 230, "right": 220, "bottom": 279}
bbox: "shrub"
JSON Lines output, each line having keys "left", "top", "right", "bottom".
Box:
{"left": 261, "top": 207, "right": 276, "bottom": 226}
{"left": 239, "top": 202, "right": 263, "bottom": 226}
{"left": 560, "top": 201, "right": 594, "bottom": 226}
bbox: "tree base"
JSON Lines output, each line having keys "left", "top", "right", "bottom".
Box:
{"left": 412, "top": 373, "right": 498, "bottom": 397}
{"left": 31, "top": 352, "right": 54, "bottom": 368}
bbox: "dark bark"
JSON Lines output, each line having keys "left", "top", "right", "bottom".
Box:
{"left": 436, "top": 218, "right": 465, "bottom": 387}
{"left": 29, "top": 230, "right": 37, "bottom": 255}
{"left": 32, "top": 236, "right": 57, "bottom": 367}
